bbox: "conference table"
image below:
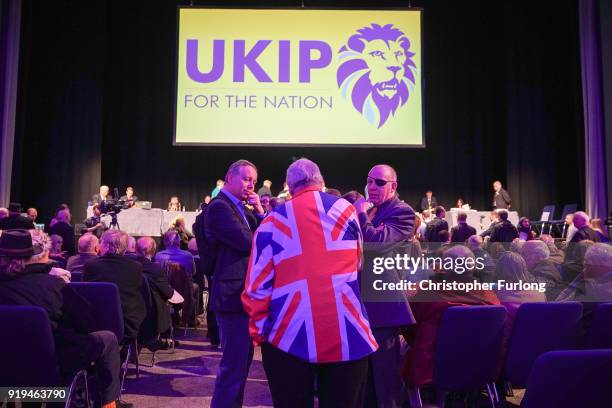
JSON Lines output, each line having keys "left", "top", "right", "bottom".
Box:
{"left": 443, "top": 208, "right": 520, "bottom": 234}
{"left": 87, "top": 207, "right": 200, "bottom": 237}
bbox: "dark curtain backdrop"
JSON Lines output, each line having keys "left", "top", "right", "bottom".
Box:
{"left": 13, "top": 0, "right": 584, "bottom": 224}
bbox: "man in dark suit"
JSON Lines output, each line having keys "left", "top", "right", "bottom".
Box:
{"left": 83, "top": 230, "right": 146, "bottom": 341}
{"left": 119, "top": 186, "right": 138, "bottom": 208}
{"left": 424, "top": 206, "right": 449, "bottom": 242}
{"left": 492, "top": 180, "right": 511, "bottom": 209}
{"left": 490, "top": 210, "right": 519, "bottom": 243}
{"left": 92, "top": 185, "right": 112, "bottom": 205}
{"left": 192, "top": 201, "right": 220, "bottom": 347}
{"left": 354, "top": 164, "right": 416, "bottom": 408}
{"left": 569, "top": 211, "right": 601, "bottom": 243}
{"left": 47, "top": 209, "right": 76, "bottom": 256}
{"left": 136, "top": 237, "right": 174, "bottom": 339}
{"left": 66, "top": 233, "right": 99, "bottom": 271}
{"left": 205, "top": 159, "right": 265, "bottom": 408}
{"left": 451, "top": 211, "right": 477, "bottom": 243}
{"left": 419, "top": 190, "right": 438, "bottom": 212}
{"left": 0, "top": 203, "right": 35, "bottom": 230}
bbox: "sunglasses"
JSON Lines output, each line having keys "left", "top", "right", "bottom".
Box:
{"left": 367, "top": 177, "right": 396, "bottom": 187}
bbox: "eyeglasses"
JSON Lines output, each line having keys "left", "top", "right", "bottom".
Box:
{"left": 367, "top": 177, "right": 396, "bottom": 187}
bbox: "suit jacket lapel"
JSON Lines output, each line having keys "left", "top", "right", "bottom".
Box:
{"left": 219, "top": 191, "right": 251, "bottom": 231}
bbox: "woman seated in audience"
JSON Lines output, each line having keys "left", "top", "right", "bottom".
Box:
{"left": 48, "top": 203, "right": 71, "bottom": 228}
{"left": 0, "top": 229, "right": 125, "bottom": 408}
{"left": 520, "top": 240, "right": 563, "bottom": 300}
{"left": 590, "top": 218, "right": 610, "bottom": 243}
{"left": 401, "top": 245, "right": 499, "bottom": 389}
{"left": 560, "top": 240, "right": 595, "bottom": 283}
{"left": 169, "top": 216, "right": 193, "bottom": 251}
{"left": 167, "top": 196, "right": 182, "bottom": 211}
{"left": 517, "top": 217, "right": 536, "bottom": 241}
{"left": 30, "top": 231, "right": 71, "bottom": 282}
{"left": 49, "top": 234, "right": 68, "bottom": 269}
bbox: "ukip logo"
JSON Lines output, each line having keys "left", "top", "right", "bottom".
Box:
{"left": 336, "top": 24, "right": 417, "bottom": 128}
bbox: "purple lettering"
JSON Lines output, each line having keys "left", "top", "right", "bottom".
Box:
{"left": 279, "top": 40, "right": 291, "bottom": 82}
{"left": 233, "top": 40, "right": 273, "bottom": 82}
{"left": 186, "top": 39, "right": 224, "bottom": 83}
{"left": 299, "top": 40, "right": 332, "bottom": 83}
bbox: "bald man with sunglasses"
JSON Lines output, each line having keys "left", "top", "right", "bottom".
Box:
{"left": 354, "top": 164, "right": 416, "bottom": 408}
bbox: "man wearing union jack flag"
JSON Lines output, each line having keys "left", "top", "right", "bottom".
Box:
{"left": 242, "top": 158, "right": 378, "bottom": 407}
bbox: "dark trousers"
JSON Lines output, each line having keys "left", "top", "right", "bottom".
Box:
{"left": 364, "top": 327, "right": 404, "bottom": 408}
{"left": 211, "top": 312, "right": 254, "bottom": 408}
{"left": 207, "top": 309, "right": 220, "bottom": 344}
{"left": 58, "top": 330, "right": 121, "bottom": 405}
{"left": 261, "top": 342, "right": 369, "bottom": 408}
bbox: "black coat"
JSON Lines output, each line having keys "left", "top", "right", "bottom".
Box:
{"left": 0, "top": 214, "right": 35, "bottom": 230}
{"left": 451, "top": 222, "right": 477, "bottom": 243}
{"left": 204, "top": 190, "right": 260, "bottom": 313}
{"left": 493, "top": 188, "right": 511, "bottom": 209}
{"left": 419, "top": 196, "right": 438, "bottom": 212}
{"left": 137, "top": 256, "right": 174, "bottom": 335}
{"left": 48, "top": 222, "right": 76, "bottom": 256}
{"left": 424, "top": 217, "right": 449, "bottom": 242}
{"left": 490, "top": 220, "right": 519, "bottom": 243}
{"left": 83, "top": 254, "right": 146, "bottom": 339}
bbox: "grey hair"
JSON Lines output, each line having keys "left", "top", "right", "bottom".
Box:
{"left": 225, "top": 159, "right": 257, "bottom": 182}
{"left": 521, "top": 240, "right": 550, "bottom": 268}
{"left": 466, "top": 235, "right": 483, "bottom": 251}
{"left": 286, "top": 158, "right": 324, "bottom": 194}
{"left": 137, "top": 237, "right": 157, "bottom": 258}
{"left": 584, "top": 243, "right": 612, "bottom": 267}
{"left": 496, "top": 251, "right": 532, "bottom": 282}
{"left": 100, "top": 230, "right": 128, "bottom": 255}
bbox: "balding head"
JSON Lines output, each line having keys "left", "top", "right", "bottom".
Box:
{"left": 78, "top": 234, "right": 99, "bottom": 254}
{"left": 137, "top": 237, "right": 157, "bottom": 259}
{"left": 126, "top": 236, "right": 136, "bottom": 254}
{"left": 366, "top": 164, "right": 398, "bottom": 206}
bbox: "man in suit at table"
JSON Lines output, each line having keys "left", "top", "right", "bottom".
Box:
{"left": 492, "top": 180, "right": 512, "bottom": 209}
{"left": 419, "top": 189, "right": 438, "bottom": 212}
{"left": 354, "top": 164, "right": 416, "bottom": 408}
{"left": 205, "top": 159, "right": 266, "bottom": 408}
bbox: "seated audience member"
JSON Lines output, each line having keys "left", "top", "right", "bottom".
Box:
{"left": 257, "top": 179, "right": 273, "bottom": 197}
{"left": 84, "top": 230, "right": 146, "bottom": 340}
{"left": 517, "top": 217, "right": 535, "bottom": 241}
{"left": 30, "top": 230, "right": 71, "bottom": 283}
{"left": 570, "top": 211, "right": 601, "bottom": 243}
{"left": 495, "top": 252, "right": 546, "bottom": 363}
{"left": 125, "top": 236, "right": 138, "bottom": 259}
{"left": 560, "top": 240, "right": 595, "bottom": 283}
{"left": 170, "top": 216, "right": 194, "bottom": 251}
{"left": 480, "top": 211, "right": 501, "bottom": 238}
{"left": 167, "top": 196, "right": 182, "bottom": 211}
{"left": 49, "top": 234, "right": 68, "bottom": 269}
{"left": 509, "top": 238, "right": 525, "bottom": 254}
{"left": 0, "top": 229, "right": 125, "bottom": 408}
{"left": 67, "top": 233, "right": 99, "bottom": 272}
{"left": 540, "top": 234, "right": 565, "bottom": 264}
{"left": 260, "top": 194, "right": 272, "bottom": 213}
{"left": 467, "top": 235, "right": 496, "bottom": 282}
{"left": 0, "top": 203, "right": 35, "bottom": 230}
{"left": 424, "top": 206, "right": 449, "bottom": 242}
{"left": 521, "top": 240, "right": 563, "bottom": 300}
{"left": 135, "top": 237, "right": 174, "bottom": 343}
{"left": 119, "top": 186, "right": 138, "bottom": 208}
{"left": 590, "top": 218, "right": 609, "bottom": 243}
{"left": 487, "top": 241, "right": 508, "bottom": 262}
{"left": 401, "top": 245, "right": 499, "bottom": 388}
{"left": 27, "top": 207, "right": 38, "bottom": 223}
{"left": 557, "top": 243, "right": 612, "bottom": 325}
{"left": 450, "top": 212, "right": 476, "bottom": 243}
{"left": 49, "top": 204, "right": 71, "bottom": 228}
{"left": 84, "top": 203, "right": 108, "bottom": 238}
{"left": 490, "top": 210, "right": 519, "bottom": 243}
{"left": 564, "top": 213, "right": 577, "bottom": 241}
{"left": 155, "top": 229, "right": 196, "bottom": 277}
{"left": 92, "top": 185, "right": 112, "bottom": 205}
{"left": 47, "top": 209, "right": 75, "bottom": 256}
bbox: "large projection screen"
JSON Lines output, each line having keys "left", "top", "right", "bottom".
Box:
{"left": 174, "top": 8, "right": 423, "bottom": 147}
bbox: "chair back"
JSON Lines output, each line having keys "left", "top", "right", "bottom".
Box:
{"left": 559, "top": 204, "right": 578, "bottom": 221}
{"left": 69, "top": 282, "right": 124, "bottom": 341}
{"left": 584, "top": 303, "right": 612, "bottom": 349}
{"left": 521, "top": 350, "right": 612, "bottom": 408}
{"left": 70, "top": 270, "right": 83, "bottom": 282}
{"left": 433, "top": 305, "right": 507, "bottom": 391}
{"left": 138, "top": 276, "right": 158, "bottom": 343}
{"left": 163, "top": 260, "right": 196, "bottom": 326}
{"left": 0, "top": 305, "right": 61, "bottom": 386}
{"left": 503, "top": 302, "right": 582, "bottom": 387}
{"left": 539, "top": 205, "right": 556, "bottom": 222}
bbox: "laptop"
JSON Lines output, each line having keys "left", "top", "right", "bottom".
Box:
{"left": 136, "top": 201, "right": 152, "bottom": 209}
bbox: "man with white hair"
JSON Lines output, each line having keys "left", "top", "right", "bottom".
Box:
{"left": 521, "top": 240, "right": 563, "bottom": 300}
{"left": 84, "top": 230, "right": 146, "bottom": 340}
{"left": 47, "top": 208, "right": 76, "bottom": 256}
{"left": 243, "top": 158, "right": 376, "bottom": 407}
{"left": 353, "top": 164, "right": 416, "bottom": 407}
{"left": 66, "top": 233, "right": 99, "bottom": 271}
{"left": 92, "top": 185, "right": 111, "bottom": 204}
{"left": 569, "top": 211, "right": 600, "bottom": 243}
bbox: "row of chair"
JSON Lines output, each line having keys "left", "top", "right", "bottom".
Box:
{"left": 411, "top": 302, "right": 612, "bottom": 408}
{"left": 535, "top": 204, "right": 578, "bottom": 236}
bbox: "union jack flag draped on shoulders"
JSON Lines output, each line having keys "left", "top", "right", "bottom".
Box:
{"left": 242, "top": 186, "right": 378, "bottom": 363}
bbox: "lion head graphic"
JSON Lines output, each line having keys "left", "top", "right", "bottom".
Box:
{"left": 337, "top": 23, "right": 417, "bottom": 128}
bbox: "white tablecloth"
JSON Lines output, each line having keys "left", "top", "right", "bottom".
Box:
{"left": 86, "top": 207, "right": 200, "bottom": 236}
